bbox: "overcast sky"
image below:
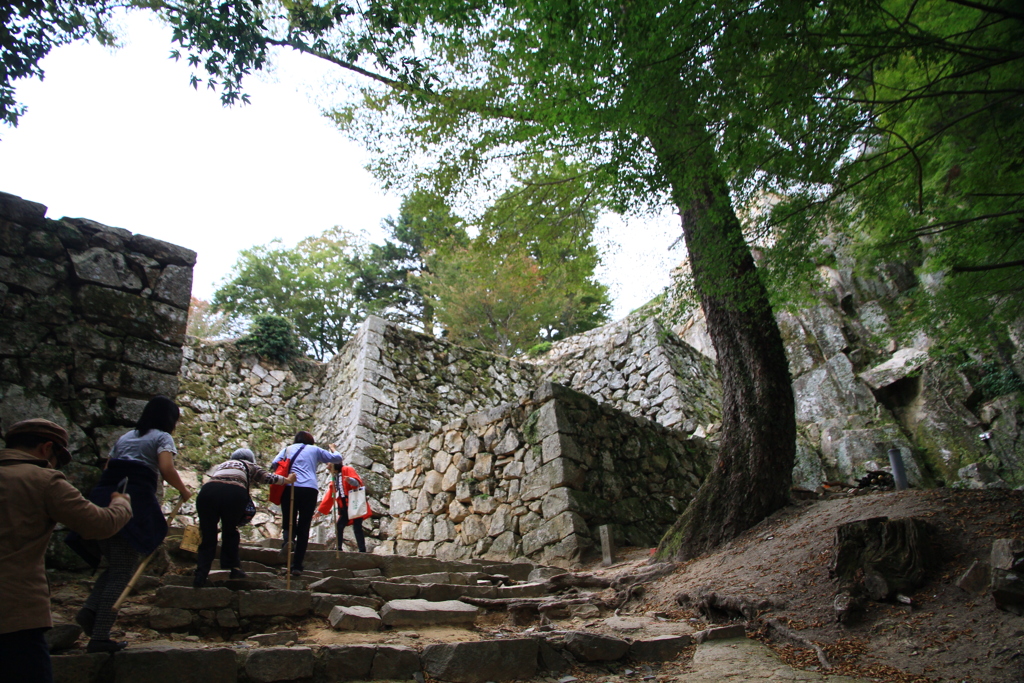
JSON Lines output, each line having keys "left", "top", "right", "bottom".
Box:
{"left": 0, "top": 12, "right": 683, "bottom": 319}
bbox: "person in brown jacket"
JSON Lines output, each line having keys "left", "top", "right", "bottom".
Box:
{"left": 0, "top": 419, "right": 132, "bottom": 683}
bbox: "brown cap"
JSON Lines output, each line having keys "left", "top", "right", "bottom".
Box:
{"left": 5, "top": 418, "right": 72, "bottom": 468}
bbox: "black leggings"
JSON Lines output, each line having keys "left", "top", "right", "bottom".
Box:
{"left": 83, "top": 535, "right": 139, "bottom": 642}
{"left": 196, "top": 482, "right": 250, "bottom": 577}
{"left": 336, "top": 503, "right": 367, "bottom": 552}
{"left": 280, "top": 486, "right": 318, "bottom": 571}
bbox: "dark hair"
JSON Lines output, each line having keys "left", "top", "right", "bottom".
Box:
{"left": 294, "top": 431, "right": 314, "bottom": 445}
{"left": 136, "top": 396, "right": 180, "bottom": 436}
{"left": 4, "top": 433, "right": 50, "bottom": 451}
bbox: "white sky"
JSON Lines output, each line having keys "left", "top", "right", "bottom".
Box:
{"left": 0, "top": 13, "right": 683, "bottom": 320}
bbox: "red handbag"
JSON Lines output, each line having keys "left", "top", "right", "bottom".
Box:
{"left": 268, "top": 445, "right": 303, "bottom": 504}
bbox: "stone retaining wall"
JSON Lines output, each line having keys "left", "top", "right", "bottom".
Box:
{"left": 0, "top": 190, "right": 195, "bottom": 567}
{"left": 0, "top": 192, "right": 193, "bottom": 464}
{"left": 176, "top": 317, "right": 542, "bottom": 548}
{"left": 385, "top": 382, "right": 712, "bottom": 567}
{"left": 536, "top": 316, "right": 722, "bottom": 437}
{"left": 0, "top": 191, "right": 194, "bottom": 466}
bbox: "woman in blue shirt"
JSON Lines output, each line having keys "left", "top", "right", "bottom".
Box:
{"left": 271, "top": 431, "right": 341, "bottom": 575}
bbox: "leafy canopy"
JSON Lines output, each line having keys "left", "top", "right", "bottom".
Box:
{"left": 213, "top": 226, "right": 366, "bottom": 360}
{"left": 348, "top": 189, "right": 467, "bottom": 334}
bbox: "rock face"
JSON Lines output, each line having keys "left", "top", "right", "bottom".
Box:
{"left": 0, "top": 192, "right": 194, "bottom": 568}
{"left": 649, "top": 256, "right": 1024, "bottom": 490}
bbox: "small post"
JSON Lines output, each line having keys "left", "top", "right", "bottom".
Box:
{"left": 599, "top": 525, "right": 616, "bottom": 566}
{"left": 888, "top": 448, "right": 909, "bottom": 491}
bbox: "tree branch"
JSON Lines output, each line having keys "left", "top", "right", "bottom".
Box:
{"left": 947, "top": 0, "right": 1024, "bottom": 22}
{"left": 951, "top": 259, "right": 1024, "bottom": 274}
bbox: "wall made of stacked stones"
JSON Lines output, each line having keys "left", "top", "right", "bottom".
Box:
{"left": 0, "top": 191, "right": 195, "bottom": 567}
{"left": 385, "top": 382, "right": 712, "bottom": 568}
{"left": 0, "top": 191, "right": 194, "bottom": 475}
{"left": 537, "top": 316, "right": 722, "bottom": 438}
{"left": 313, "top": 317, "right": 541, "bottom": 534}
{"left": 175, "top": 337, "right": 326, "bottom": 541}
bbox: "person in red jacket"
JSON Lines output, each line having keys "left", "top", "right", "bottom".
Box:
{"left": 315, "top": 462, "right": 370, "bottom": 552}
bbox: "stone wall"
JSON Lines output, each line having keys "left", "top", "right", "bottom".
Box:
{"left": 0, "top": 190, "right": 194, "bottom": 476}
{"left": 0, "top": 191, "right": 194, "bottom": 567}
{"left": 385, "top": 382, "right": 712, "bottom": 567}
{"left": 176, "top": 317, "right": 542, "bottom": 548}
{"left": 311, "top": 317, "right": 541, "bottom": 537}
{"left": 174, "top": 337, "right": 326, "bottom": 541}
{"left": 536, "top": 316, "right": 722, "bottom": 438}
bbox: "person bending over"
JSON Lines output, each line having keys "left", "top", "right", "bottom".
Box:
{"left": 193, "top": 448, "right": 296, "bottom": 587}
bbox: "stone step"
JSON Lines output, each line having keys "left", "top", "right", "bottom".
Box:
{"left": 236, "top": 546, "right": 538, "bottom": 581}
{"left": 51, "top": 629, "right": 705, "bottom": 683}
{"left": 252, "top": 538, "right": 328, "bottom": 551}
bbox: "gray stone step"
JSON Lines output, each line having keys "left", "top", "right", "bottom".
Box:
{"left": 235, "top": 545, "right": 540, "bottom": 581}
{"left": 51, "top": 625, "right": 706, "bottom": 682}
{"left": 379, "top": 598, "right": 479, "bottom": 627}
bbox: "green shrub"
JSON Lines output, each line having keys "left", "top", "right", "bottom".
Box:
{"left": 526, "top": 341, "right": 553, "bottom": 357}
{"left": 238, "top": 314, "right": 302, "bottom": 363}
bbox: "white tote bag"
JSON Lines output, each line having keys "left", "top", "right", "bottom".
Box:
{"left": 347, "top": 486, "right": 367, "bottom": 518}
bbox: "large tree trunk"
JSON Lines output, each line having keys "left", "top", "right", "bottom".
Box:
{"left": 649, "top": 132, "right": 796, "bottom": 562}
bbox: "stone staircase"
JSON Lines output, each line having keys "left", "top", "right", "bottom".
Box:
{"left": 50, "top": 542, "right": 717, "bottom": 683}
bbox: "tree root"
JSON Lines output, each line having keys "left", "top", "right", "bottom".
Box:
{"left": 764, "top": 617, "right": 831, "bottom": 670}
{"left": 676, "top": 588, "right": 782, "bottom": 621}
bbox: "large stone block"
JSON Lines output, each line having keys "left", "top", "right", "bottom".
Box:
{"left": 51, "top": 652, "right": 109, "bottom": 683}
{"left": 628, "top": 634, "right": 692, "bottom": 661}
{"left": 379, "top": 599, "right": 479, "bottom": 627}
{"left": 244, "top": 647, "right": 314, "bottom": 683}
{"left": 329, "top": 604, "right": 382, "bottom": 631}
{"left": 323, "top": 645, "right": 377, "bottom": 681}
{"left": 371, "top": 645, "right": 421, "bottom": 680}
{"left": 423, "top": 639, "right": 539, "bottom": 683}
{"left": 0, "top": 192, "right": 47, "bottom": 227}
{"left": 69, "top": 248, "right": 143, "bottom": 291}
{"left": 371, "top": 582, "right": 420, "bottom": 600}
{"left": 149, "top": 607, "right": 193, "bottom": 630}
{"left": 313, "top": 592, "right": 383, "bottom": 617}
{"left": 521, "top": 459, "right": 585, "bottom": 501}
{"left": 76, "top": 285, "right": 183, "bottom": 343}
{"left": 562, "top": 631, "right": 630, "bottom": 661}
{"left": 238, "top": 590, "right": 311, "bottom": 617}
{"left": 152, "top": 264, "right": 193, "bottom": 310}
{"left": 992, "top": 569, "right": 1024, "bottom": 616}
{"left": 113, "top": 645, "right": 237, "bottom": 683}
{"left": 307, "top": 576, "right": 372, "bottom": 595}
{"left": 129, "top": 233, "right": 198, "bottom": 267}
{"left": 123, "top": 338, "right": 183, "bottom": 374}
{"left": 156, "top": 586, "right": 234, "bottom": 610}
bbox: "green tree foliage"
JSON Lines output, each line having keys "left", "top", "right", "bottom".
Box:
{"left": 0, "top": 1, "right": 118, "bottom": 129}
{"left": 237, "top": 314, "right": 302, "bottom": 363}
{"left": 476, "top": 165, "right": 612, "bottom": 342}
{"left": 349, "top": 190, "right": 467, "bottom": 333}
{"left": 186, "top": 296, "right": 233, "bottom": 340}
{"left": 428, "top": 244, "right": 566, "bottom": 356}
{"left": 213, "top": 227, "right": 366, "bottom": 360}
{"left": 756, "top": 1, "right": 1024, "bottom": 354}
